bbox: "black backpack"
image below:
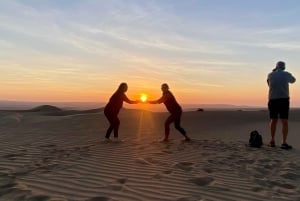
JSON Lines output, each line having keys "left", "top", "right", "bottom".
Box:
{"left": 249, "top": 130, "right": 263, "bottom": 148}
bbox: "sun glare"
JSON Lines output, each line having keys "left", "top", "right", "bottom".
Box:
{"left": 140, "top": 94, "right": 148, "bottom": 102}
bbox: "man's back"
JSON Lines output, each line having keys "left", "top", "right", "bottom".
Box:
{"left": 268, "top": 69, "right": 296, "bottom": 100}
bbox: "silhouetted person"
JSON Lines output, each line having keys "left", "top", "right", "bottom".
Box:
{"left": 148, "top": 83, "right": 190, "bottom": 142}
{"left": 104, "top": 83, "right": 139, "bottom": 141}
{"left": 267, "top": 61, "right": 296, "bottom": 149}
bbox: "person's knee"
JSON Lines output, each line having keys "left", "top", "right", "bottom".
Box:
{"left": 270, "top": 119, "right": 278, "bottom": 124}
{"left": 165, "top": 121, "right": 171, "bottom": 127}
{"left": 281, "top": 119, "right": 288, "bottom": 125}
{"left": 112, "top": 118, "right": 120, "bottom": 127}
{"left": 174, "top": 124, "right": 181, "bottom": 129}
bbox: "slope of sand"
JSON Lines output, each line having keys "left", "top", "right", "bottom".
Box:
{"left": 0, "top": 109, "right": 300, "bottom": 201}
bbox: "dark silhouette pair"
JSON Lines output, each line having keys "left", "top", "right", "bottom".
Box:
{"left": 104, "top": 83, "right": 190, "bottom": 142}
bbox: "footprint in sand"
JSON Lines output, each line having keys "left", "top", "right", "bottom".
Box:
{"left": 116, "top": 178, "right": 127, "bottom": 184}
{"left": 175, "top": 162, "right": 194, "bottom": 172}
{"left": 135, "top": 158, "right": 152, "bottom": 165}
{"left": 280, "top": 172, "right": 300, "bottom": 180}
{"left": 107, "top": 184, "right": 123, "bottom": 191}
{"left": 190, "top": 176, "right": 214, "bottom": 186}
{"left": 0, "top": 175, "right": 17, "bottom": 189}
{"left": 88, "top": 197, "right": 111, "bottom": 201}
{"left": 106, "top": 178, "right": 127, "bottom": 191}
{"left": 251, "top": 186, "right": 264, "bottom": 192}
{"left": 162, "top": 150, "right": 173, "bottom": 154}
{"left": 25, "top": 195, "right": 50, "bottom": 201}
{"left": 176, "top": 197, "right": 202, "bottom": 201}
{"left": 39, "top": 144, "right": 57, "bottom": 148}
{"left": 202, "top": 167, "right": 213, "bottom": 173}
{"left": 162, "top": 170, "right": 173, "bottom": 175}
{"left": 153, "top": 173, "right": 164, "bottom": 179}
{"left": 153, "top": 169, "right": 173, "bottom": 179}
{"left": 0, "top": 175, "right": 27, "bottom": 198}
{"left": 2, "top": 153, "right": 25, "bottom": 160}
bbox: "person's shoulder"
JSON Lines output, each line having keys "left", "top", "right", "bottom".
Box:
{"left": 282, "top": 71, "right": 294, "bottom": 76}
{"left": 267, "top": 71, "right": 274, "bottom": 77}
{"left": 165, "top": 90, "right": 173, "bottom": 96}
{"left": 112, "top": 91, "right": 124, "bottom": 98}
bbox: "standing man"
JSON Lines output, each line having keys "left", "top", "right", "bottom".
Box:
{"left": 148, "top": 83, "right": 191, "bottom": 142}
{"left": 267, "top": 61, "right": 296, "bottom": 149}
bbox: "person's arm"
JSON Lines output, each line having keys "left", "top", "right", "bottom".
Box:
{"left": 267, "top": 73, "right": 271, "bottom": 86}
{"left": 123, "top": 94, "right": 139, "bottom": 104}
{"left": 148, "top": 100, "right": 158, "bottom": 104}
{"left": 288, "top": 73, "right": 296, "bottom": 83}
{"left": 148, "top": 93, "right": 169, "bottom": 104}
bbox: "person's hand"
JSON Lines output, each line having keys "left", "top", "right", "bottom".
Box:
{"left": 147, "top": 100, "right": 155, "bottom": 104}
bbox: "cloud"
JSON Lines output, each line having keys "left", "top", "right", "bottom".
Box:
{"left": 1, "top": 0, "right": 299, "bottom": 104}
{"left": 229, "top": 41, "right": 300, "bottom": 51}
{"left": 256, "top": 27, "right": 296, "bottom": 35}
{"left": 0, "top": 39, "right": 13, "bottom": 48}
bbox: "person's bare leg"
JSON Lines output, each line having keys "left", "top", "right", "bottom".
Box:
{"left": 281, "top": 119, "right": 288, "bottom": 144}
{"left": 269, "top": 119, "right": 277, "bottom": 143}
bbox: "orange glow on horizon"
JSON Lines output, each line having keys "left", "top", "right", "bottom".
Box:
{"left": 2, "top": 82, "right": 297, "bottom": 107}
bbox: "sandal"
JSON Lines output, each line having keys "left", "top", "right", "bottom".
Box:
{"left": 281, "top": 143, "right": 292, "bottom": 150}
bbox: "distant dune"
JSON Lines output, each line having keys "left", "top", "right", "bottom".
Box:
{"left": 0, "top": 100, "right": 104, "bottom": 110}
{"left": 27, "top": 105, "right": 63, "bottom": 112}
{"left": 0, "top": 104, "right": 104, "bottom": 116}
{"left": 25, "top": 105, "right": 105, "bottom": 116}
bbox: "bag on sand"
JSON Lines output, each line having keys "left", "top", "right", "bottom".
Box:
{"left": 249, "top": 130, "right": 263, "bottom": 148}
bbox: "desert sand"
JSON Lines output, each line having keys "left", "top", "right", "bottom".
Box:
{"left": 0, "top": 107, "right": 300, "bottom": 201}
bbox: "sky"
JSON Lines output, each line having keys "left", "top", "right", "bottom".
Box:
{"left": 0, "top": 0, "right": 299, "bottom": 107}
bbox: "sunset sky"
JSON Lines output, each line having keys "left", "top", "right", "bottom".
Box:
{"left": 1, "top": 0, "right": 299, "bottom": 107}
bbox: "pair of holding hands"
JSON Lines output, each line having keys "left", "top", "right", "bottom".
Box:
{"left": 136, "top": 94, "right": 154, "bottom": 104}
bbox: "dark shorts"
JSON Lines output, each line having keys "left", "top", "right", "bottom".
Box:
{"left": 268, "top": 98, "right": 290, "bottom": 119}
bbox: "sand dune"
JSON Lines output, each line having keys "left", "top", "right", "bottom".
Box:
{"left": 0, "top": 109, "right": 300, "bottom": 201}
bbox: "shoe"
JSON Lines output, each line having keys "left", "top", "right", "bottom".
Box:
{"left": 269, "top": 141, "right": 275, "bottom": 147}
{"left": 113, "top": 138, "right": 123, "bottom": 143}
{"left": 103, "top": 138, "right": 112, "bottom": 143}
{"left": 182, "top": 137, "right": 191, "bottom": 142}
{"left": 159, "top": 138, "right": 169, "bottom": 143}
{"left": 281, "top": 143, "right": 292, "bottom": 150}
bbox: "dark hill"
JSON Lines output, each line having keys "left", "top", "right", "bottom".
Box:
{"left": 28, "top": 105, "right": 63, "bottom": 112}
{"left": 26, "top": 105, "right": 104, "bottom": 116}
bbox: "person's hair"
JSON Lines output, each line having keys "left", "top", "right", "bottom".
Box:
{"left": 118, "top": 82, "right": 128, "bottom": 92}
{"left": 276, "top": 61, "right": 285, "bottom": 70}
{"left": 161, "top": 83, "right": 169, "bottom": 90}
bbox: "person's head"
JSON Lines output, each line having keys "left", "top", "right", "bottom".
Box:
{"left": 118, "top": 82, "right": 128, "bottom": 93}
{"left": 161, "top": 83, "right": 169, "bottom": 92}
{"left": 276, "top": 61, "right": 285, "bottom": 70}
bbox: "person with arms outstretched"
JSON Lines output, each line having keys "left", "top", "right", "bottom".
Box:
{"left": 148, "top": 83, "right": 190, "bottom": 142}
{"left": 104, "top": 83, "right": 139, "bottom": 141}
{"left": 267, "top": 61, "right": 296, "bottom": 149}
